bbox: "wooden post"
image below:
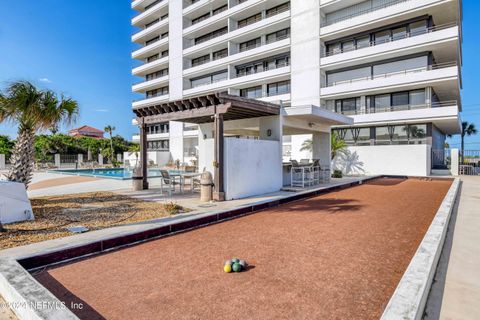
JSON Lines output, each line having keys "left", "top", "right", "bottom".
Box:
{"left": 140, "top": 119, "right": 149, "bottom": 190}
{"left": 213, "top": 113, "right": 225, "bottom": 201}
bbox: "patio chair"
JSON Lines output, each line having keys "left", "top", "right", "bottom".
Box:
{"left": 160, "top": 170, "right": 182, "bottom": 196}
{"left": 311, "top": 160, "right": 321, "bottom": 184}
{"left": 300, "top": 159, "right": 310, "bottom": 165}
{"left": 291, "top": 160, "right": 300, "bottom": 167}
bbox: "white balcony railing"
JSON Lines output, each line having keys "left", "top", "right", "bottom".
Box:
{"left": 324, "top": 61, "right": 457, "bottom": 88}
{"left": 321, "top": 22, "right": 457, "bottom": 57}
{"left": 335, "top": 100, "right": 458, "bottom": 116}
{"left": 321, "top": 0, "right": 410, "bottom": 27}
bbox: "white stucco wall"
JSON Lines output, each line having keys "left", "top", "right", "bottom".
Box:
{"left": 224, "top": 138, "right": 282, "bottom": 200}
{"left": 333, "top": 144, "right": 431, "bottom": 176}
{"left": 123, "top": 151, "right": 171, "bottom": 167}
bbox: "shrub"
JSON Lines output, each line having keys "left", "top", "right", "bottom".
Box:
{"left": 332, "top": 170, "right": 343, "bottom": 178}
{"left": 163, "top": 202, "right": 183, "bottom": 215}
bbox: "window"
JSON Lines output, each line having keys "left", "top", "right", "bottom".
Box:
{"left": 409, "top": 20, "right": 428, "bottom": 36}
{"left": 194, "top": 27, "right": 228, "bottom": 45}
{"left": 213, "top": 5, "right": 228, "bottom": 15}
{"left": 335, "top": 98, "right": 361, "bottom": 115}
{"left": 161, "top": 50, "right": 169, "bottom": 57}
{"left": 373, "top": 94, "right": 390, "bottom": 112}
{"left": 146, "top": 36, "right": 159, "bottom": 46}
{"left": 391, "top": 91, "right": 409, "bottom": 107}
{"left": 147, "top": 139, "right": 169, "bottom": 151}
{"left": 236, "top": 54, "right": 290, "bottom": 76}
{"left": 356, "top": 35, "right": 370, "bottom": 49}
{"left": 145, "top": 0, "right": 161, "bottom": 11}
{"left": 146, "top": 86, "right": 169, "bottom": 98}
{"left": 266, "top": 28, "right": 290, "bottom": 44}
{"left": 374, "top": 30, "right": 391, "bottom": 44}
{"left": 368, "top": 89, "right": 427, "bottom": 112}
{"left": 146, "top": 54, "right": 159, "bottom": 63}
{"left": 192, "top": 54, "right": 210, "bottom": 67}
{"left": 213, "top": 48, "right": 228, "bottom": 60}
{"left": 409, "top": 89, "right": 426, "bottom": 106}
{"left": 267, "top": 80, "right": 290, "bottom": 96}
{"left": 192, "top": 12, "right": 210, "bottom": 25}
{"left": 392, "top": 26, "right": 407, "bottom": 41}
{"left": 190, "top": 71, "right": 228, "bottom": 88}
{"left": 145, "top": 19, "right": 159, "bottom": 29}
{"left": 238, "top": 13, "right": 262, "bottom": 28}
{"left": 239, "top": 38, "right": 261, "bottom": 52}
{"left": 342, "top": 40, "right": 355, "bottom": 52}
{"left": 327, "top": 67, "right": 370, "bottom": 86}
{"left": 146, "top": 68, "right": 168, "bottom": 81}
{"left": 266, "top": 2, "right": 290, "bottom": 18}
{"left": 240, "top": 86, "right": 262, "bottom": 99}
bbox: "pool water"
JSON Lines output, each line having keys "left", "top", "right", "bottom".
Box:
{"left": 51, "top": 168, "right": 184, "bottom": 180}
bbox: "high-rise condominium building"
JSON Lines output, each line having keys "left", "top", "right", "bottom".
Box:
{"left": 130, "top": 0, "right": 462, "bottom": 176}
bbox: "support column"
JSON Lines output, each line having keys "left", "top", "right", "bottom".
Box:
{"left": 140, "top": 120, "right": 149, "bottom": 190}
{"left": 213, "top": 113, "right": 225, "bottom": 201}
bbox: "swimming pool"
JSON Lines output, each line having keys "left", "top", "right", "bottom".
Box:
{"left": 51, "top": 168, "right": 184, "bottom": 180}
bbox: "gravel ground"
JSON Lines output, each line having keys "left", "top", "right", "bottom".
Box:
{"left": 0, "top": 192, "right": 185, "bottom": 249}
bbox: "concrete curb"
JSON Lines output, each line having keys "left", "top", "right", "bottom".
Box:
{"left": 0, "top": 258, "right": 78, "bottom": 320}
{"left": 380, "top": 178, "right": 460, "bottom": 320}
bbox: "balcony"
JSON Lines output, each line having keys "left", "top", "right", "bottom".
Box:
{"left": 320, "top": 0, "right": 458, "bottom": 40}
{"left": 132, "top": 37, "right": 169, "bottom": 60}
{"left": 335, "top": 100, "right": 458, "bottom": 116}
{"left": 183, "top": 9, "right": 290, "bottom": 55}
{"left": 320, "top": 62, "right": 459, "bottom": 99}
{"left": 183, "top": 66, "right": 290, "bottom": 97}
{"left": 321, "top": 23, "right": 458, "bottom": 70}
{"left": 132, "top": 17, "right": 169, "bottom": 44}
{"left": 185, "top": 37, "right": 289, "bottom": 77}
{"left": 132, "top": 93, "right": 169, "bottom": 109}
{"left": 132, "top": 56, "right": 169, "bottom": 76}
{"left": 349, "top": 101, "right": 461, "bottom": 135}
{"left": 132, "top": 0, "right": 168, "bottom": 27}
{"left": 132, "top": 75, "right": 169, "bottom": 92}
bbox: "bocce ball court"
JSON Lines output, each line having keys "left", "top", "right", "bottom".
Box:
{"left": 34, "top": 177, "right": 452, "bottom": 319}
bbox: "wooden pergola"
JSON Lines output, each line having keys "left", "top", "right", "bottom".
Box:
{"left": 134, "top": 92, "right": 280, "bottom": 201}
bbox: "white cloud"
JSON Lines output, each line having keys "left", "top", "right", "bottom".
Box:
{"left": 38, "top": 78, "right": 52, "bottom": 83}
{"left": 94, "top": 108, "right": 109, "bottom": 113}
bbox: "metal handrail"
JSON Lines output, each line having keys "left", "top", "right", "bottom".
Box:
{"left": 324, "top": 61, "right": 457, "bottom": 87}
{"left": 133, "top": 73, "right": 169, "bottom": 86}
{"left": 322, "top": 22, "right": 458, "bottom": 57}
{"left": 321, "top": 0, "right": 409, "bottom": 27}
{"left": 236, "top": 63, "right": 290, "bottom": 78}
{"left": 338, "top": 100, "right": 458, "bottom": 115}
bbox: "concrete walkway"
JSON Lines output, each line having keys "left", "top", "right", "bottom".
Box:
{"left": 425, "top": 176, "right": 480, "bottom": 320}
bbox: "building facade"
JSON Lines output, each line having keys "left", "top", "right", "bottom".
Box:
{"left": 131, "top": 0, "right": 462, "bottom": 176}
{"left": 68, "top": 125, "right": 104, "bottom": 139}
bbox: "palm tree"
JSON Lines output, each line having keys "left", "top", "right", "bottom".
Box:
{"left": 460, "top": 121, "right": 477, "bottom": 163}
{"left": 331, "top": 132, "right": 347, "bottom": 160}
{"left": 104, "top": 125, "right": 115, "bottom": 163}
{"left": 0, "top": 81, "right": 78, "bottom": 186}
{"left": 297, "top": 133, "right": 347, "bottom": 160}
{"left": 127, "top": 144, "right": 141, "bottom": 168}
{"left": 299, "top": 139, "right": 313, "bottom": 152}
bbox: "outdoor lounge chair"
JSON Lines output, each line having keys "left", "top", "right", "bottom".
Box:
{"left": 160, "top": 170, "right": 182, "bottom": 196}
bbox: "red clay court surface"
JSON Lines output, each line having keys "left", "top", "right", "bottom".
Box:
{"left": 34, "top": 177, "right": 452, "bottom": 320}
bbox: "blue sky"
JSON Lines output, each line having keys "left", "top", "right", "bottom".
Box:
{"left": 0, "top": 0, "right": 479, "bottom": 147}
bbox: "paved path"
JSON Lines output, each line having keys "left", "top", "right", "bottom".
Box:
{"left": 425, "top": 176, "right": 480, "bottom": 320}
